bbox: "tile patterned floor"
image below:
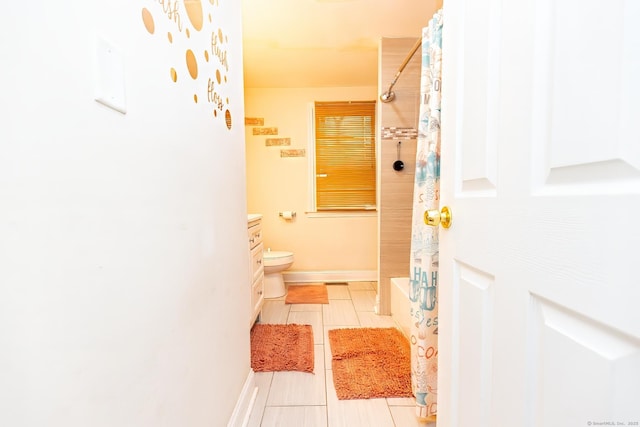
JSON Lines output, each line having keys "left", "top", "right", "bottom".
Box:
{"left": 247, "top": 282, "right": 437, "bottom": 427}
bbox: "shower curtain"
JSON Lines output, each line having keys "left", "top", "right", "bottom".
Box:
{"left": 409, "top": 9, "right": 442, "bottom": 420}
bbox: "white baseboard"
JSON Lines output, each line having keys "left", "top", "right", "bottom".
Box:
{"left": 282, "top": 270, "right": 377, "bottom": 283}
{"left": 227, "top": 370, "right": 258, "bottom": 427}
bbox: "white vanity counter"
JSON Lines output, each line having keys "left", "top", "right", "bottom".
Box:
{"left": 247, "top": 213, "right": 262, "bottom": 222}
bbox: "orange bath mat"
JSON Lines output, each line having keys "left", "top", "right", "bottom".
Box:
{"left": 285, "top": 284, "right": 329, "bottom": 304}
{"left": 250, "top": 324, "right": 314, "bottom": 373}
{"left": 328, "top": 327, "right": 413, "bottom": 399}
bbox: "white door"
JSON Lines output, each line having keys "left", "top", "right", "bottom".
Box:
{"left": 437, "top": 1, "right": 640, "bottom": 426}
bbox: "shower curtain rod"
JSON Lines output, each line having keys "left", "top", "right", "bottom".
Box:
{"left": 379, "top": 37, "right": 422, "bottom": 103}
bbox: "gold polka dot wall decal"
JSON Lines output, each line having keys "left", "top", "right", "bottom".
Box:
{"left": 184, "top": 0, "right": 203, "bottom": 31}
{"left": 186, "top": 28, "right": 190, "bottom": 38}
{"left": 225, "top": 109, "right": 232, "bottom": 130}
{"left": 194, "top": 94, "right": 198, "bottom": 103}
{"left": 186, "top": 49, "right": 198, "bottom": 79}
{"left": 142, "top": 8, "right": 155, "bottom": 34}
{"left": 213, "top": 110, "right": 217, "bottom": 117}
{"left": 216, "top": 69, "right": 221, "bottom": 84}
{"left": 167, "top": 32, "right": 173, "bottom": 43}
{"left": 218, "top": 28, "right": 223, "bottom": 43}
{"left": 170, "top": 68, "right": 177, "bottom": 82}
{"left": 204, "top": 50, "right": 209, "bottom": 62}
{"left": 208, "top": 13, "right": 212, "bottom": 23}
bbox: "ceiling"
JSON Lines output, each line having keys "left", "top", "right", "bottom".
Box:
{"left": 241, "top": 0, "right": 442, "bottom": 88}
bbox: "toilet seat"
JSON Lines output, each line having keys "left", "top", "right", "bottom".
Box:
{"left": 263, "top": 250, "right": 294, "bottom": 266}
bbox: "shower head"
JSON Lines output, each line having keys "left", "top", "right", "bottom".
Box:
{"left": 379, "top": 37, "right": 422, "bottom": 104}
{"left": 380, "top": 90, "right": 395, "bottom": 103}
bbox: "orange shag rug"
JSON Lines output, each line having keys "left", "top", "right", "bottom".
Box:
{"left": 328, "top": 327, "right": 413, "bottom": 400}
{"left": 250, "top": 324, "right": 314, "bottom": 373}
{"left": 285, "top": 284, "right": 329, "bottom": 304}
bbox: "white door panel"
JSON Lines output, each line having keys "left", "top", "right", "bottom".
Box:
{"left": 531, "top": 0, "right": 640, "bottom": 193}
{"left": 438, "top": 0, "right": 640, "bottom": 426}
{"left": 457, "top": 0, "right": 499, "bottom": 195}
{"left": 529, "top": 297, "right": 640, "bottom": 426}
{"left": 452, "top": 262, "right": 495, "bottom": 427}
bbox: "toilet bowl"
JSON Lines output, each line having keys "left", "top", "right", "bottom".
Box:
{"left": 263, "top": 250, "right": 294, "bottom": 298}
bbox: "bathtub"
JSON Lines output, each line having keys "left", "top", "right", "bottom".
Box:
{"left": 390, "top": 277, "right": 411, "bottom": 338}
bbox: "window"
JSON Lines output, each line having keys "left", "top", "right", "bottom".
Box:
{"left": 312, "top": 100, "right": 377, "bottom": 211}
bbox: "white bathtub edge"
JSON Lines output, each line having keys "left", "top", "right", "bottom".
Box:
{"left": 391, "top": 277, "right": 410, "bottom": 298}
{"left": 390, "top": 277, "right": 411, "bottom": 339}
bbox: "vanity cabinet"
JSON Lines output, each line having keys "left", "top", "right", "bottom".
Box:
{"left": 248, "top": 215, "right": 264, "bottom": 326}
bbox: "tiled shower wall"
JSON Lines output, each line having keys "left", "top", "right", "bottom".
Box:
{"left": 377, "top": 37, "right": 422, "bottom": 315}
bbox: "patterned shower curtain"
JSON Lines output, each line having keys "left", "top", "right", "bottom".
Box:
{"left": 409, "top": 9, "right": 443, "bottom": 421}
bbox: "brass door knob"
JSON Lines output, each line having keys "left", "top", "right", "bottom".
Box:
{"left": 424, "top": 206, "right": 452, "bottom": 228}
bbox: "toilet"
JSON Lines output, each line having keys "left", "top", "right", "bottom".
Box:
{"left": 263, "top": 250, "right": 294, "bottom": 298}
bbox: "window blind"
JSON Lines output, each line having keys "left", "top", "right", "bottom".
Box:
{"left": 314, "top": 101, "right": 377, "bottom": 210}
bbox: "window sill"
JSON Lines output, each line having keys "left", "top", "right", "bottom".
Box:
{"left": 305, "top": 210, "right": 378, "bottom": 218}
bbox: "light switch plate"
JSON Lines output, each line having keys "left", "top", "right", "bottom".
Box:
{"left": 94, "top": 37, "right": 126, "bottom": 114}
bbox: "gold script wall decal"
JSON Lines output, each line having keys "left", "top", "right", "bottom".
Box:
{"left": 141, "top": 0, "right": 235, "bottom": 130}
{"left": 210, "top": 29, "right": 228, "bottom": 72}
{"left": 157, "top": 0, "right": 183, "bottom": 32}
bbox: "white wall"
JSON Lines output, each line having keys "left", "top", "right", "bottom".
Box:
{"left": 0, "top": 1, "right": 250, "bottom": 425}
{"left": 244, "top": 87, "right": 378, "bottom": 273}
